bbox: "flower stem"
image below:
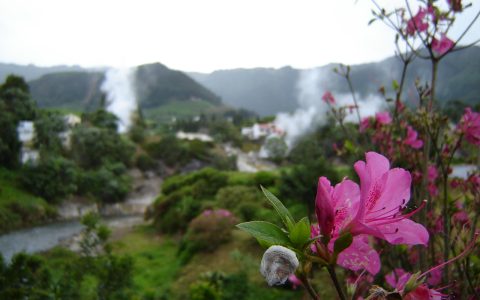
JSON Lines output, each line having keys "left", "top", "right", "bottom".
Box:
{"left": 298, "top": 273, "right": 319, "bottom": 300}
{"left": 327, "top": 266, "right": 346, "bottom": 300}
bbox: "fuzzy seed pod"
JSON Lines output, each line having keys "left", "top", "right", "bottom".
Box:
{"left": 260, "top": 245, "right": 299, "bottom": 286}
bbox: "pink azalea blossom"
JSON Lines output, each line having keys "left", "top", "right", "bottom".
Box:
{"left": 403, "top": 284, "right": 444, "bottom": 300}
{"left": 313, "top": 152, "right": 429, "bottom": 274}
{"left": 350, "top": 152, "right": 429, "bottom": 246}
{"left": 428, "top": 165, "right": 439, "bottom": 196}
{"left": 432, "top": 34, "right": 454, "bottom": 55}
{"left": 288, "top": 274, "right": 302, "bottom": 289}
{"left": 459, "top": 107, "right": 480, "bottom": 146}
{"left": 427, "top": 266, "right": 442, "bottom": 286}
{"left": 404, "top": 126, "right": 424, "bottom": 149}
{"left": 375, "top": 112, "right": 392, "bottom": 125}
{"left": 403, "top": 234, "right": 478, "bottom": 299}
{"left": 359, "top": 117, "right": 370, "bottom": 133}
{"left": 385, "top": 268, "right": 408, "bottom": 289}
{"left": 406, "top": 7, "right": 432, "bottom": 35}
{"left": 322, "top": 91, "right": 336, "bottom": 105}
{"left": 314, "top": 177, "right": 381, "bottom": 274}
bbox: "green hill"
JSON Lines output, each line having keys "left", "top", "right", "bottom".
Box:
{"left": 135, "top": 63, "right": 222, "bottom": 109}
{"left": 26, "top": 63, "right": 223, "bottom": 118}
{"left": 28, "top": 72, "right": 105, "bottom": 112}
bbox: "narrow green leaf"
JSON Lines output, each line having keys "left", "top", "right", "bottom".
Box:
{"left": 289, "top": 217, "right": 311, "bottom": 246}
{"left": 236, "top": 221, "right": 292, "bottom": 247}
{"left": 260, "top": 186, "right": 295, "bottom": 230}
{"left": 392, "top": 79, "right": 399, "bottom": 91}
{"left": 333, "top": 232, "right": 353, "bottom": 255}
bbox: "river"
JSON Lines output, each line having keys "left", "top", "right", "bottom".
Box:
{"left": 0, "top": 170, "right": 162, "bottom": 261}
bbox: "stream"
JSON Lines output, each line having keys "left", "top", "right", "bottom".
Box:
{"left": 0, "top": 170, "right": 162, "bottom": 261}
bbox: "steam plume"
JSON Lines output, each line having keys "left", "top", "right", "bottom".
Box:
{"left": 275, "top": 68, "right": 385, "bottom": 146}
{"left": 101, "top": 67, "right": 137, "bottom": 132}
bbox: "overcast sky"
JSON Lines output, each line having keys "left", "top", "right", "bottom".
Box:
{"left": 0, "top": 0, "right": 479, "bottom": 73}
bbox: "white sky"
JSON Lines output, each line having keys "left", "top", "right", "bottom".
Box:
{"left": 0, "top": 0, "right": 479, "bottom": 73}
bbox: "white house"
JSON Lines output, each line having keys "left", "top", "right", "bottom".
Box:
{"left": 241, "top": 122, "right": 285, "bottom": 140}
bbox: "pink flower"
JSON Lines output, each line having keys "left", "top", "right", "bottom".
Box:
{"left": 314, "top": 177, "right": 381, "bottom": 275}
{"left": 404, "top": 126, "right": 424, "bottom": 149}
{"left": 216, "top": 209, "right": 232, "bottom": 217}
{"left": 402, "top": 234, "right": 478, "bottom": 299}
{"left": 288, "top": 274, "right": 302, "bottom": 289}
{"left": 359, "top": 117, "right": 370, "bottom": 133}
{"left": 404, "top": 284, "right": 444, "bottom": 300}
{"left": 375, "top": 112, "right": 392, "bottom": 125}
{"left": 322, "top": 91, "right": 336, "bottom": 105}
{"left": 432, "top": 34, "right": 454, "bottom": 55}
{"left": 385, "top": 268, "right": 408, "bottom": 289}
{"left": 406, "top": 7, "right": 431, "bottom": 36}
{"left": 428, "top": 165, "right": 439, "bottom": 196}
{"left": 313, "top": 152, "right": 430, "bottom": 274}
{"left": 427, "top": 266, "right": 442, "bottom": 286}
{"left": 350, "top": 152, "right": 429, "bottom": 246}
{"left": 459, "top": 107, "right": 480, "bottom": 146}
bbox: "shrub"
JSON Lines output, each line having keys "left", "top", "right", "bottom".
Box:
{"left": 162, "top": 168, "right": 228, "bottom": 196}
{"left": 77, "top": 163, "right": 131, "bottom": 204}
{"left": 70, "top": 125, "right": 135, "bottom": 169}
{"left": 135, "top": 153, "right": 158, "bottom": 172}
{"left": 179, "top": 209, "right": 237, "bottom": 262}
{"left": 253, "top": 171, "right": 278, "bottom": 188}
{"left": 188, "top": 271, "right": 249, "bottom": 300}
{"left": 20, "top": 156, "right": 78, "bottom": 203}
{"left": 215, "top": 185, "right": 260, "bottom": 210}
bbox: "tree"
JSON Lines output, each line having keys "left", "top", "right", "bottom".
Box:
{"left": 0, "top": 75, "right": 37, "bottom": 168}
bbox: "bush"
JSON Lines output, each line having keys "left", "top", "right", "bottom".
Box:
{"left": 0, "top": 253, "right": 52, "bottom": 299}
{"left": 179, "top": 209, "right": 237, "bottom": 262}
{"left": 135, "top": 153, "right": 158, "bottom": 172}
{"left": 70, "top": 125, "right": 135, "bottom": 169}
{"left": 188, "top": 271, "right": 249, "bottom": 300}
{"left": 20, "top": 156, "right": 78, "bottom": 203}
{"left": 253, "top": 171, "right": 278, "bottom": 188}
{"left": 145, "top": 135, "right": 190, "bottom": 167}
{"left": 77, "top": 163, "right": 131, "bottom": 204}
{"left": 162, "top": 168, "right": 228, "bottom": 197}
{"left": 215, "top": 185, "right": 263, "bottom": 221}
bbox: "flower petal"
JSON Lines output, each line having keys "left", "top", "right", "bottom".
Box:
{"left": 315, "top": 177, "right": 335, "bottom": 237}
{"left": 337, "top": 235, "right": 381, "bottom": 275}
{"left": 377, "top": 219, "right": 429, "bottom": 245}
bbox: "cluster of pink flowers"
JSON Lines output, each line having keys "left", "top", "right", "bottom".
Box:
{"left": 322, "top": 91, "right": 336, "bottom": 105}
{"left": 375, "top": 111, "right": 392, "bottom": 125}
{"left": 459, "top": 107, "right": 480, "bottom": 146}
{"left": 404, "top": 126, "right": 424, "bottom": 149}
{"left": 312, "top": 152, "right": 428, "bottom": 275}
{"left": 406, "top": 6, "right": 433, "bottom": 36}
{"left": 202, "top": 209, "right": 233, "bottom": 218}
{"left": 404, "top": 2, "right": 457, "bottom": 55}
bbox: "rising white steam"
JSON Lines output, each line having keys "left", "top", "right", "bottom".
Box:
{"left": 275, "top": 68, "right": 385, "bottom": 146}
{"left": 101, "top": 67, "right": 137, "bottom": 132}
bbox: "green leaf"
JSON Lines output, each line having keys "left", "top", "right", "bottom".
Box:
{"left": 403, "top": 271, "right": 423, "bottom": 294}
{"left": 289, "top": 217, "right": 311, "bottom": 247}
{"left": 260, "top": 186, "right": 295, "bottom": 230}
{"left": 392, "top": 79, "right": 399, "bottom": 91}
{"left": 333, "top": 232, "right": 353, "bottom": 255}
{"left": 237, "top": 221, "right": 292, "bottom": 247}
{"left": 368, "top": 18, "right": 377, "bottom": 25}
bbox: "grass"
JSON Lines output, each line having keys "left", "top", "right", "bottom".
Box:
{"left": 109, "top": 225, "right": 304, "bottom": 299}
{"left": 111, "top": 225, "right": 182, "bottom": 299}
{"left": 0, "top": 168, "right": 55, "bottom": 233}
{"left": 144, "top": 99, "right": 217, "bottom": 124}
